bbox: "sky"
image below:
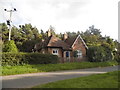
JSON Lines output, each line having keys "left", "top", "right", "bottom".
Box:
{"left": 0, "top": 0, "right": 119, "bottom": 40}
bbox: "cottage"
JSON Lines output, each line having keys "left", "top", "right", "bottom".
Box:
{"left": 34, "top": 30, "right": 88, "bottom": 62}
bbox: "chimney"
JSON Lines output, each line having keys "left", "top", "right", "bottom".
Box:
{"left": 47, "top": 29, "right": 51, "bottom": 37}
{"left": 63, "top": 32, "right": 68, "bottom": 40}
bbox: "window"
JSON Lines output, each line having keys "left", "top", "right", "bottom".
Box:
{"left": 52, "top": 49, "right": 58, "bottom": 55}
{"left": 77, "top": 50, "right": 82, "bottom": 57}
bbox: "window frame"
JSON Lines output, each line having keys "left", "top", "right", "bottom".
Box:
{"left": 77, "top": 50, "right": 82, "bottom": 57}
{"left": 52, "top": 49, "right": 59, "bottom": 55}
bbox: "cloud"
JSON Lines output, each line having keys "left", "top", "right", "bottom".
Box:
{"left": 0, "top": 0, "right": 119, "bottom": 40}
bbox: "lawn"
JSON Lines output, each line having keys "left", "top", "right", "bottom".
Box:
{"left": 2, "top": 61, "right": 118, "bottom": 76}
{"left": 33, "top": 71, "right": 119, "bottom": 88}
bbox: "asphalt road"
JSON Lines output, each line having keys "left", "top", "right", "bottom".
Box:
{"left": 2, "top": 65, "right": 119, "bottom": 88}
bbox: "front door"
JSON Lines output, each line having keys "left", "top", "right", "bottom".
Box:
{"left": 65, "top": 51, "right": 70, "bottom": 58}
{"left": 66, "top": 51, "right": 69, "bottom": 57}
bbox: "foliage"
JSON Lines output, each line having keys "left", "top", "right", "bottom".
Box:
{"left": 87, "top": 46, "right": 113, "bottom": 62}
{"left": 113, "top": 42, "right": 120, "bottom": 62}
{"left": 73, "top": 51, "right": 78, "bottom": 57}
{"left": 1, "top": 23, "right": 42, "bottom": 52}
{"left": 1, "top": 22, "right": 119, "bottom": 62}
{"left": 1, "top": 23, "right": 9, "bottom": 41}
{"left": 33, "top": 71, "right": 119, "bottom": 88}
{"left": 2, "top": 61, "right": 118, "bottom": 76}
{"left": 3, "top": 40, "right": 18, "bottom": 52}
{"left": 113, "top": 51, "right": 120, "bottom": 62}
{"left": 2, "top": 52, "right": 58, "bottom": 66}
{"left": 21, "top": 39, "right": 41, "bottom": 52}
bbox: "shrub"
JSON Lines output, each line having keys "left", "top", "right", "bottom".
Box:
{"left": 26, "top": 53, "right": 58, "bottom": 64}
{"left": 3, "top": 40, "right": 18, "bottom": 52}
{"left": 113, "top": 51, "right": 120, "bottom": 62}
{"left": 87, "top": 46, "right": 113, "bottom": 62}
{"left": 2, "top": 52, "right": 58, "bottom": 66}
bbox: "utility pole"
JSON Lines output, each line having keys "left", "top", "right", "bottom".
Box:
{"left": 4, "top": 8, "right": 17, "bottom": 41}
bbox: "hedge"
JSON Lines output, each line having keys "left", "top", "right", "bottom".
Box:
{"left": 87, "top": 46, "right": 113, "bottom": 62}
{"left": 2, "top": 52, "right": 59, "bottom": 66}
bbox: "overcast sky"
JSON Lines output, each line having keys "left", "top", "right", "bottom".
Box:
{"left": 0, "top": 0, "right": 119, "bottom": 40}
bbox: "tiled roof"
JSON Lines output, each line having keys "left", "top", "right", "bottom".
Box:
{"left": 35, "top": 34, "right": 88, "bottom": 51}
{"left": 65, "top": 35, "right": 78, "bottom": 47}
{"left": 47, "top": 35, "right": 70, "bottom": 50}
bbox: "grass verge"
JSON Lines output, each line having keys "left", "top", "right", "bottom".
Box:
{"left": 2, "top": 61, "right": 118, "bottom": 76}
{"left": 33, "top": 71, "right": 119, "bottom": 88}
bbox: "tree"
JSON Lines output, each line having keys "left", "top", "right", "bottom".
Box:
{"left": 1, "top": 23, "right": 9, "bottom": 41}
{"left": 87, "top": 46, "right": 113, "bottom": 62}
{"left": 11, "top": 26, "right": 22, "bottom": 42}
{"left": 21, "top": 39, "right": 41, "bottom": 52}
{"left": 19, "top": 24, "right": 41, "bottom": 41}
{"left": 66, "top": 31, "right": 78, "bottom": 37}
{"left": 106, "top": 37, "right": 115, "bottom": 51}
{"left": 89, "top": 25, "right": 101, "bottom": 36}
{"left": 1, "top": 23, "right": 42, "bottom": 52}
{"left": 40, "top": 29, "right": 46, "bottom": 39}
{"left": 3, "top": 40, "right": 18, "bottom": 52}
{"left": 80, "top": 25, "right": 102, "bottom": 47}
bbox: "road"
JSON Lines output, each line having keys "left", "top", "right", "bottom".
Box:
{"left": 2, "top": 65, "right": 119, "bottom": 88}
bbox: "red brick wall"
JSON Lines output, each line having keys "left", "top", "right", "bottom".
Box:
{"left": 48, "top": 48, "right": 63, "bottom": 57}
{"left": 72, "top": 37, "right": 87, "bottom": 57}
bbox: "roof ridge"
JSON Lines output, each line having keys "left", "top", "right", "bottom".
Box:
{"left": 46, "top": 35, "right": 53, "bottom": 46}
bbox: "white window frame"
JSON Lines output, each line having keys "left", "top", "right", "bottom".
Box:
{"left": 52, "top": 49, "right": 59, "bottom": 55}
{"left": 77, "top": 50, "right": 82, "bottom": 57}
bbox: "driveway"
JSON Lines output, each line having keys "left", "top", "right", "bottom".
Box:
{"left": 2, "top": 65, "right": 119, "bottom": 88}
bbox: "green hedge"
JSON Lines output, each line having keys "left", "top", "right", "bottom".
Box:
{"left": 2, "top": 52, "right": 58, "bottom": 66}
{"left": 87, "top": 46, "right": 113, "bottom": 62}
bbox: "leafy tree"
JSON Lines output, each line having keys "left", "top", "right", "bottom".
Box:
{"left": 40, "top": 29, "right": 46, "bottom": 39}
{"left": 89, "top": 25, "right": 101, "bottom": 36}
{"left": 1, "top": 23, "right": 42, "bottom": 52}
{"left": 11, "top": 26, "right": 22, "bottom": 42}
{"left": 106, "top": 37, "right": 115, "bottom": 51}
{"left": 1, "top": 23, "right": 9, "bottom": 41}
{"left": 80, "top": 25, "right": 102, "bottom": 47}
{"left": 21, "top": 39, "right": 41, "bottom": 52}
{"left": 3, "top": 40, "right": 18, "bottom": 52}
{"left": 66, "top": 32, "right": 77, "bottom": 37}
{"left": 87, "top": 46, "right": 113, "bottom": 62}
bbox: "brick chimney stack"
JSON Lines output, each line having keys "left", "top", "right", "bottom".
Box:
{"left": 63, "top": 32, "right": 68, "bottom": 40}
{"left": 47, "top": 29, "right": 51, "bottom": 37}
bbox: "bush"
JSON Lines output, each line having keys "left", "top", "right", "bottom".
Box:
{"left": 2, "top": 52, "right": 58, "bottom": 66}
{"left": 3, "top": 40, "right": 18, "bottom": 52}
{"left": 113, "top": 51, "right": 120, "bottom": 62}
{"left": 87, "top": 46, "right": 113, "bottom": 62}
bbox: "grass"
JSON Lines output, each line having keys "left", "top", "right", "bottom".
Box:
{"left": 33, "top": 71, "right": 119, "bottom": 88}
{"left": 2, "top": 61, "right": 118, "bottom": 76}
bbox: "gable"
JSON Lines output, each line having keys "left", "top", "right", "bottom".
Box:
{"left": 72, "top": 35, "right": 88, "bottom": 49}
{"left": 72, "top": 37, "right": 85, "bottom": 50}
